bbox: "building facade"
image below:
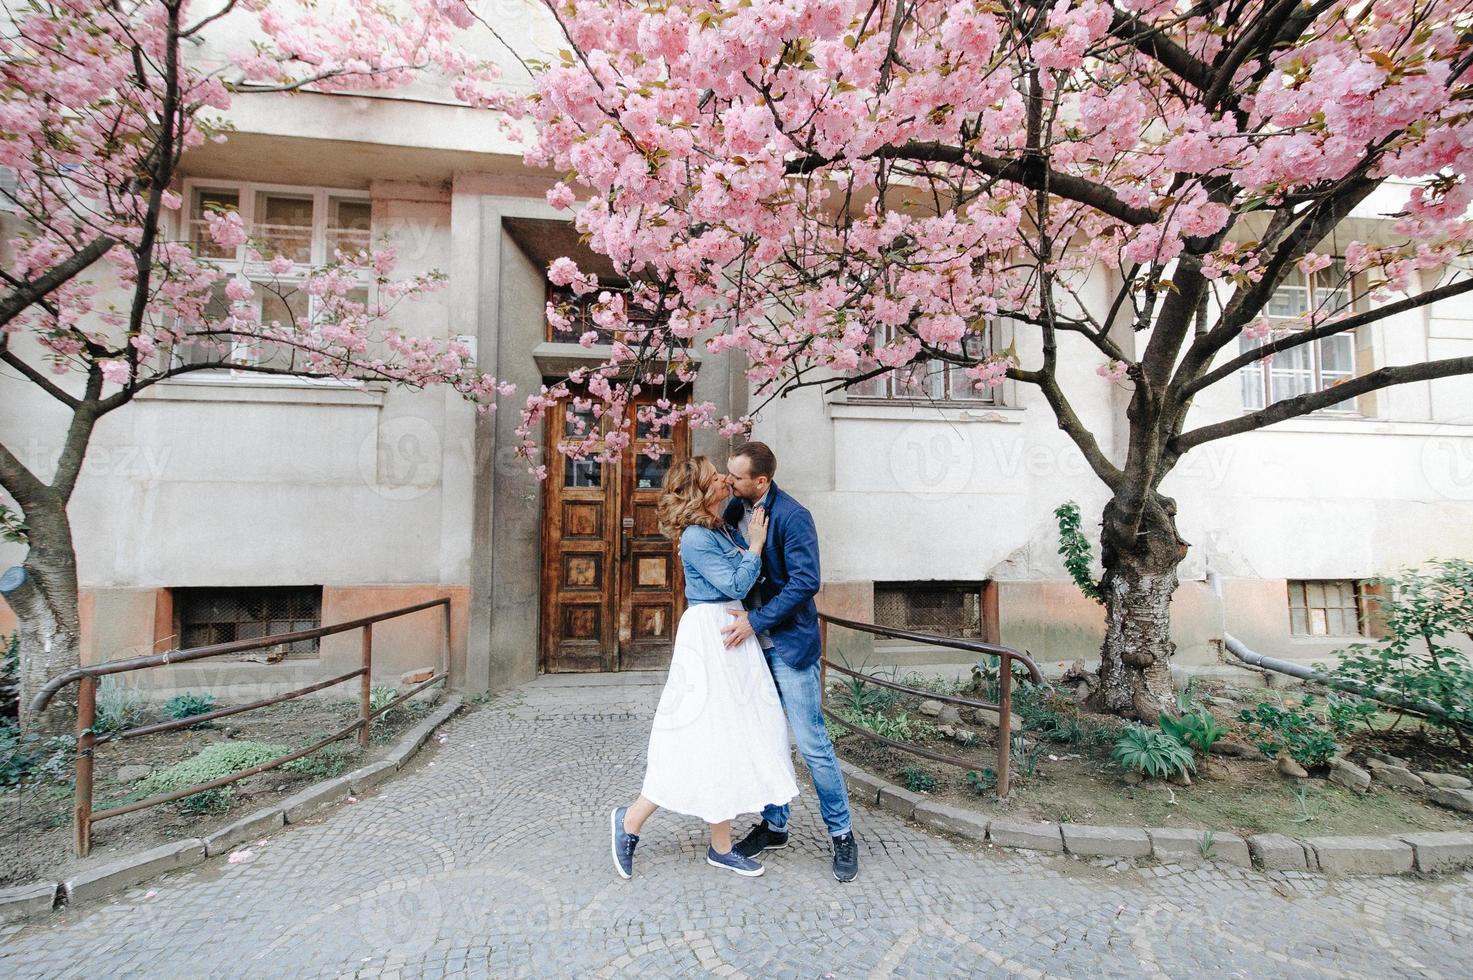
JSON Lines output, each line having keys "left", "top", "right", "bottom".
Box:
{"left": 3, "top": 12, "right": 1473, "bottom": 699}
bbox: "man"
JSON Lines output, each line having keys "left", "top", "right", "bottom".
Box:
{"left": 719, "top": 441, "right": 858, "bottom": 883}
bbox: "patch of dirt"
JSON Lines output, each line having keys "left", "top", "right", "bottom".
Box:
{"left": 0, "top": 693, "right": 445, "bottom": 888}
{"left": 830, "top": 680, "right": 1473, "bottom": 839}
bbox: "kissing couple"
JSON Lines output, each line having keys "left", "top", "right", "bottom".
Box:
{"left": 610, "top": 441, "right": 859, "bottom": 882}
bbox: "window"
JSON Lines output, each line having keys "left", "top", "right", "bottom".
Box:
{"left": 850, "top": 325, "right": 997, "bottom": 405}
{"left": 175, "top": 586, "right": 323, "bottom": 660}
{"left": 545, "top": 282, "right": 657, "bottom": 345}
{"left": 1288, "top": 580, "right": 1369, "bottom": 637}
{"left": 874, "top": 582, "right": 985, "bottom": 639}
{"left": 179, "top": 180, "right": 374, "bottom": 375}
{"left": 1241, "top": 264, "right": 1356, "bottom": 412}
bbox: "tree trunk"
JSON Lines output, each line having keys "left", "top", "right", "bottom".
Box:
{"left": 1094, "top": 492, "right": 1187, "bottom": 721}
{"left": 1, "top": 496, "right": 81, "bottom": 734}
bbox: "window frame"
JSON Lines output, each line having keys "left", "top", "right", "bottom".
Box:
{"left": 174, "top": 178, "right": 374, "bottom": 379}
{"left": 172, "top": 584, "right": 325, "bottom": 661}
{"left": 1240, "top": 263, "right": 1360, "bottom": 416}
{"left": 847, "top": 323, "right": 1001, "bottom": 407}
{"left": 1287, "top": 579, "right": 1371, "bottom": 638}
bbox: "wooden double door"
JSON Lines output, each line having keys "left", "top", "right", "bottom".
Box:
{"left": 540, "top": 394, "right": 690, "bottom": 672}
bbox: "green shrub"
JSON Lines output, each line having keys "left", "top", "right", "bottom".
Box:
{"left": 0, "top": 726, "right": 74, "bottom": 789}
{"left": 1054, "top": 501, "right": 1103, "bottom": 604}
{"left": 165, "top": 693, "right": 217, "bottom": 727}
{"left": 1237, "top": 697, "right": 1339, "bottom": 768}
{"left": 282, "top": 742, "right": 358, "bottom": 780}
{"left": 900, "top": 765, "right": 937, "bottom": 794}
{"left": 832, "top": 709, "right": 935, "bottom": 743}
{"left": 1329, "top": 559, "right": 1473, "bottom": 747}
{"left": 966, "top": 769, "right": 997, "bottom": 795}
{"left": 1158, "top": 707, "right": 1226, "bottom": 755}
{"left": 177, "top": 787, "right": 233, "bottom": 815}
{"left": 1112, "top": 726, "right": 1196, "bottom": 779}
{"left": 1, "top": 633, "right": 19, "bottom": 725}
{"left": 93, "top": 677, "right": 152, "bottom": 735}
{"left": 130, "top": 741, "right": 287, "bottom": 800}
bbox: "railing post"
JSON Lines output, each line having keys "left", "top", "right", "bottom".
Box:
{"left": 75, "top": 675, "right": 97, "bottom": 857}
{"left": 819, "top": 617, "right": 828, "bottom": 694}
{"left": 997, "top": 654, "right": 1012, "bottom": 799}
{"left": 360, "top": 624, "right": 373, "bottom": 749}
{"left": 441, "top": 598, "right": 452, "bottom": 682}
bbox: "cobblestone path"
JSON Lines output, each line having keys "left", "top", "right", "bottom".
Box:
{"left": 2, "top": 675, "right": 1470, "bottom": 978}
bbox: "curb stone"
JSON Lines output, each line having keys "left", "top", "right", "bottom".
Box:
{"left": 0, "top": 882, "right": 58, "bottom": 923}
{"left": 845, "top": 757, "right": 1460, "bottom": 878}
{"left": 63, "top": 838, "right": 205, "bottom": 905}
{"left": 1305, "top": 836, "right": 1414, "bottom": 876}
{"left": 913, "top": 800, "right": 989, "bottom": 841}
{"left": 9, "top": 689, "right": 464, "bottom": 924}
{"left": 1146, "top": 827, "right": 1251, "bottom": 868}
{"left": 204, "top": 807, "right": 285, "bottom": 858}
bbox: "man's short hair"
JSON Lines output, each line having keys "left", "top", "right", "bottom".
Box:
{"left": 731, "top": 441, "right": 777, "bottom": 480}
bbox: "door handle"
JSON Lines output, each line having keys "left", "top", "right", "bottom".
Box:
{"left": 621, "top": 516, "right": 634, "bottom": 560}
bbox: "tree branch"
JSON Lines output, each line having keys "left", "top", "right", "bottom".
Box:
{"left": 1172, "top": 356, "right": 1473, "bottom": 452}
{"left": 0, "top": 235, "right": 116, "bottom": 330}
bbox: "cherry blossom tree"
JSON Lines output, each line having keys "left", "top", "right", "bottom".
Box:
{"left": 509, "top": 0, "right": 1473, "bottom": 718}
{"left": 0, "top": 0, "right": 506, "bottom": 731}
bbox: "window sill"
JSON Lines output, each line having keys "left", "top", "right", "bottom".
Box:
{"left": 1245, "top": 415, "right": 1473, "bottom": 438}
{"left": 828, "top": 400, "right": 1023, "bottom": 424}
{"left": 139, "top": 373, "right": 388, "bottom": 407}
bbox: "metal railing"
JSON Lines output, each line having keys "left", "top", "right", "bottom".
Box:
{"left": 30, "top": 598, "right": 453, "bottom": 857}
{"left": 819, "top": 613, "right": 1043, "bottom": 798}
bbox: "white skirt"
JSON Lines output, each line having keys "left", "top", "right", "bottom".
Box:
{"left": 640, "top": 600, "right": 799, "bottom": 823}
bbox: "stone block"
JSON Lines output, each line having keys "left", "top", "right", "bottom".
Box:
{"left": 1147, "top": 827, "right": 1251, "bottom": 868}
{"left": 1062, "top": 824, "right": 1151, "bottom": 858}
{"left": 1420, "top": 772, "right": 1472, "bottom": 790}
{"left": 204, "top": 807, "right": 284, "bottom": 858}
{"left": 64, "top": 839, "right": 205, "bottom": 905}
{"left": 385, "top": 696, "right": 461, "bottom": 767}
{"left": 1367, "top": 763, "right": 1424, "bottom": 791}
{"left": 973, "top": 708, "right": 1023, "bottom": 732}
{"left": 1305, "top": 836, "right": 1414, "bottom": 875}
{"left": 913, "top": 800, "right": 989, "bottom": 841}
{"left": 877, "top": 783, "right": 922, "bottom": 820}
{"left": 1248, "top": 833, "right": 1310, "bottom": 871}
{"left": 348, "top": 759, "right": 399, "bottom": 794}
{"left": 0, "top": 881, "right": 57, "bottom": 922}
{"left": 1328, "top": 759, "right": 1371, "bottom": 793}
{"left": 1426, "top": 787, "right": 1473, "bottom": 814}
{"left": 1397, "top": 832, "right": 1473, "bottom": 874}
{"left": 837, "top": 760, "right": 883, "bottom": 806}
{"left": 401, "top": 667, "right": 436, "bottom": 685}
{"left": 987, "top": 817, "right": 1063, "bottom": 853}
{"left": 281, "top": 776, "right": 353, "bottom": 824}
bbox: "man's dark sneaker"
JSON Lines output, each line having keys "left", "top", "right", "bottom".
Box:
{"left": 733, "top": 822, "right": 789, "bottom": 859}
{"left": 832, "top": 831, "right": 859, "bottom": 882}
{"left": 610, "top": 806, "right": 639, "bottom": 880}
{"left": 707, "top": 846, "right": 765, "bottom": 877}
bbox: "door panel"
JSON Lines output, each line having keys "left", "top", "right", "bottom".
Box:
{"left": 542, "top": 393, "right": 688, "bottom": 672}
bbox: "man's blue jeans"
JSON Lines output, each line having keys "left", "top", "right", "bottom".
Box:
{"left": 761, "top": 650, "right": 853, "bottom": 838}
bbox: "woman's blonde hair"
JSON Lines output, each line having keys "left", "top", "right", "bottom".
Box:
{"left": 657, "top": 456, "right": 723, "bottom": 539}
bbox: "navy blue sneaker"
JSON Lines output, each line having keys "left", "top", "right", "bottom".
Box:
{"left": 610, "top": 807, "right": 638, "bottom": 880}
{"left": 707, "top": 846, "right": 765, "bottom": 877}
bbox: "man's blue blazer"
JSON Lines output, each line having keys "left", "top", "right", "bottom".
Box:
{"left": 723, "top": 483, "right": 822, "bottom": 670}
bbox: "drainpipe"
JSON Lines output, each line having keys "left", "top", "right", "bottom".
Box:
{"left": 1205, "top": 564, "right": 1458, "bottom": 726}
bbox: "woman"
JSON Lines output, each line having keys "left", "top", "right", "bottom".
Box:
{"left": 610, "top": 456, "right": 799, "bottom": 878}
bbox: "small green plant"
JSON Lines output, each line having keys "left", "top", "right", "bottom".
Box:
{"left": 1290, "top": 784, "right": 1322, "bottom": 824}
{"left": 176, "top": 787, "right": 233, "bottom": 815}
{"left": 283, "top": 742, "right": 358, "bottom": 780}
{"left": 0, "top": 503, "right": 28, "bottom": 545}
{"left": 130, "top": 741, "right": 288, "bottom": 801}
{"left": 966, "top": 768, "right": 997, "bottom": 795}
{"left": 1175, "top": 675, "right": 1202, "bottom": 715}
{"left": 834, "top": 709, "right": 935, "bottom": 743}
{"left": 1011, "top": 732, "right": 1042, "bottom": 777}
{"left": 1054, "top": 501, "right": 1103, "bottom": 604}
{"left": 1158, "top": 707, "right": 1226, "bottom": 755}
{"left": 1199, "top": 829, "right": 1216, "bottom": 860}
{"left": 1111, "top": 725, "right": 1197, "bottom": 780}
{"left": 165, "top": 693, "right": 217, "bottom": 727}
{"left": 900, "top": 765, "right": 937, "bottom": 794}
{"left": 93, "top": 677, "right": 152, "bottom": 735}
{"left": 1238, "top": 697, "right": 1339, "bottom": 768}
{"left": 1325, "top": 691, "right": 1380, "bottom": 736}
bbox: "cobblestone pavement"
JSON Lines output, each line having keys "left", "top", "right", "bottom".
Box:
{"left": 3, "top": 675, "right": 1471, "bottom": 978}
